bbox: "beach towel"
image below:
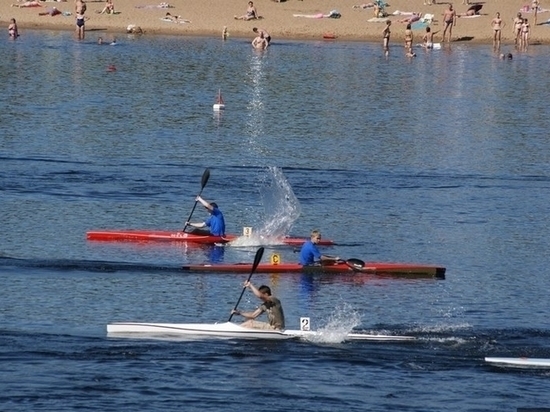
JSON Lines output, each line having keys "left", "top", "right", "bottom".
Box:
{"left": 367, "top": 17, "right": 389, "bottom": 22}
{"left": 411, "top": 21, "right": 428, "bottom": 30}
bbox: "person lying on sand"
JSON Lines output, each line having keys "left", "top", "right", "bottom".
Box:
{"left": 38, "top": 7, "right": 62, "bottom": 16}
{"left": 397, "top": 13, "right": 421, "bottom": 23}
{"left": 11, "top": 0, "right": 43, "bottom": 7}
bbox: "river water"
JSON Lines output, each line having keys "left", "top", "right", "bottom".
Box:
{"left": 1, "top": 30, "right": 550, "bottom": 411}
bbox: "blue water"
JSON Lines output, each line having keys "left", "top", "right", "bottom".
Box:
{"left": 1, "top": 30, "right": 550, "bottom": 411}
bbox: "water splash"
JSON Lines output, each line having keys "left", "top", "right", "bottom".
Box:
{"left": 230, "top": 167, "right": 302, "bottom": 247}
{"left": 302, "top": 303, "right": 362, "bottom": 344}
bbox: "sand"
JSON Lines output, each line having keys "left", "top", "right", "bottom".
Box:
{"left": 2, "top": 0, "right": 550, "bottom": 44}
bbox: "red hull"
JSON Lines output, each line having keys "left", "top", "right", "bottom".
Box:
{"left": 86, "top": 230, "right": 334, "bottom": 246}
{"left": 181, "top": 262, "right": 446, "bottom": 278}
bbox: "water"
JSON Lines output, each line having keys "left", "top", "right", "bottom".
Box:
{"left": 1, "top": 31, "right": 550, "bottom": 411}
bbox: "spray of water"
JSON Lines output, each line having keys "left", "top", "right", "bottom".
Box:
{"left": 230, "top": 167, "right": 302, "bottom": 247}
{"left": 303, "top": 303, "right": 362, "bottom": 344}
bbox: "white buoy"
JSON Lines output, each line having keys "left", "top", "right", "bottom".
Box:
{"left": 213, "top": 89, "right": 225, "bottom": 111}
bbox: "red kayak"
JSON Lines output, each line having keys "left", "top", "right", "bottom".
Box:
{"left": 86, "top": 230, "right": 334, "bottom": 246}
{"left": 181, "top": 261, "right": 446, "bottom": 279}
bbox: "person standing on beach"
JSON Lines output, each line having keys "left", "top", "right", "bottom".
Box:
{"left": 513, "top": 13, "right": 523, "bottom": 45}
{"left": 382, "top": 19, "right": 391, "bottom": 56}
{"left": 8, "top": 18, "right": 19, "bottom": 39}
{"left": 491, "top": 12, "right": 503, "bottom": 47}
{"left": 75, "top": 0, "right": 87, "bottom": 39}
{"left": 442, "top": 4, "right": 456, "bottom": 42}
{"left": 532, "top": 0, "right": 539, "bottom": 25}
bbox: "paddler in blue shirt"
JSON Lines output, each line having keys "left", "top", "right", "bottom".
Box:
{"left": 299, "top": 229, "right": 340, "bottom": 266}
{"left": 186, "top": 196, "right": 226, "bottom": 236}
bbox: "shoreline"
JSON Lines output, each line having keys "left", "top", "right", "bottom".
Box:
{"left": 2, "top": 0, "right": 550, "bottom": 45}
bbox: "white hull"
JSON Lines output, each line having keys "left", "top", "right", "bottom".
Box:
{"left": 485, "top": 357, "right": 550, "bottom": 368}
{"left": 213, "top": 104, "right": 225, "bottom": 111}
{"left": 107, "top": 322, "right": 415, "bottom": 342}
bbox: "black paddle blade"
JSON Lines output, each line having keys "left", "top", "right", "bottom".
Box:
{"left": 345, "top": 258, "right": 365, "bottom": 271}
{"left": 250, "top": 247, "right": 265, "bottom": 275}
{"left": 201, "top": 168, "right": 210, "bottom": 189}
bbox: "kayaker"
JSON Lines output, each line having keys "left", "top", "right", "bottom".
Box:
{"left": 299, "top": 229, "right": 340, "bottom": 266}
{"left": 231, "top": 281, "right": 285, "bottom": 330}
{"left": 185, "top": 196, "right": 226, "bottom": 236}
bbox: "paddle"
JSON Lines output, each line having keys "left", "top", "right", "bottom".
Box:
{"left": 228, "top": 246, "right": 265, "bottom": 322}
{"left": 324, "top": 255, "right": 365, "bottom": 271}
{"left": 182, "top": 168, "right": 210, "bottom": 232}
{"left": 294, "top": 249, "right": 365, "bottom": 272}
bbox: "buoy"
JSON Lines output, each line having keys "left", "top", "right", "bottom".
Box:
{"left": 213, "top": 89, "right": 225, "bottom": 111}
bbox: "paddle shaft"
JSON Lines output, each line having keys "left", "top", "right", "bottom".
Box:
{"left": 183, "top": 169, "right": 210, "bottom": 231}
{"left": 228, "top": 247, "right": 265, "bottom": 322}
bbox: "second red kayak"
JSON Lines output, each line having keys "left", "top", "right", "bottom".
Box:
{"left": 86, "top": 230, "right": 334, "bottom": 246}
{"left": 181, "top": 261, "right": 446, "bottom": 279}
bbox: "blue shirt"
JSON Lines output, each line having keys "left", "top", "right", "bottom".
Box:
{"left": 299, "top": 240, "right": 321, "bottom": 266}
{"left": 205, "top": 207, "right": 225, "bottom": 236}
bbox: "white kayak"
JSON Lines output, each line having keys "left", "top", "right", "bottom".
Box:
{"left": 485, "top": 357, "right": 550, "bottom": 368}
{"left": 106, "top": 321, "right": 416, "bottom": 342}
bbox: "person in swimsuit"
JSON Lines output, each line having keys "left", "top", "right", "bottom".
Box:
{"left": 532, "top": 0, "right": 539, "bottom": 25}
{"left": 39, "top": 7, "right": 62, "bottom": 16}
{"left": 422, "top": 26, "right": 439, "bottom": 48}
{"left": 99, "top": 0, "right": 114, "bottom": 14}
{"left": 404, "top": 23, "right": 413, "bottom": 51}
{"left": 442, "top": 4, "right": 456, "bottom": 42}
{"left": 75, "top": 0, "right": 87, "bottom": 39}
{"left": 382, "top": 19, "right": 391, "bottom": 56}
{"left": 513, "top": 13, "right": 523, "bottom": 45}
{"left": 252, "top": 32, "right": 268, "bottom": 49}
{"left": 491, "top": 12, "right": 503, "bottom": 47}
{"left": 76, "top": 11, "right": 86, "bottom": 39}
{"left": 11, "top": 0, "right": 42, "bottom": 7}
{"left": 521, "top": 18, "right": 530, "bottom": 49}
{"left": 8, "top": 18, "right": 19, "bottom": 39}
{"left": 235, "top": 1, "right": 258, "bottom": 20}
{"left": 231, "top": 281, "right": 285, "bottom": 331}
{"left": 252, "top": 27, "right": 271, "bottom": 45}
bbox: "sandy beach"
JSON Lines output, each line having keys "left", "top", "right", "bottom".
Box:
{"left": 2, "top": 0, "right": 550, "bottom": 44}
